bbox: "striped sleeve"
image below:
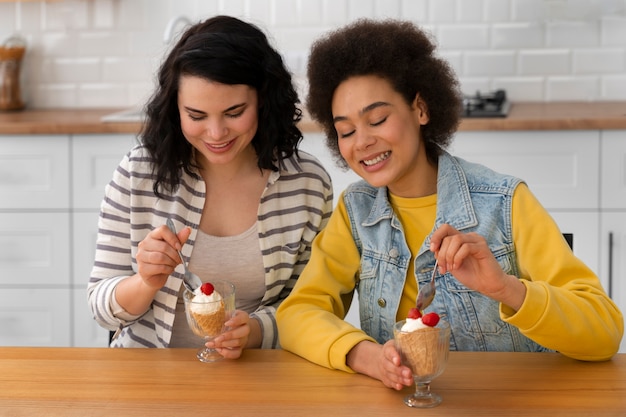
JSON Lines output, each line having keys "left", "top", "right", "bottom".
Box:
{"left": 253, "top": 150, "right": 334, "bottom": 348}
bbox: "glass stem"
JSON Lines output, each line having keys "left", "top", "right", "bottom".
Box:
{"left": 414, "top": 382, "right": 432, "bottom": 397}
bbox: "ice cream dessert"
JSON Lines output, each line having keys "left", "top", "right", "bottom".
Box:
{"left": 396, "top": 308, "right": 442, "bottom": 376}
{"left": 189, "top": 282, "right": 225, "bottom": 336}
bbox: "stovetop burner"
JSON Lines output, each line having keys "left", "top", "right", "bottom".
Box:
{"left": 461, "top": 89, "right": 510, "bottom": 118}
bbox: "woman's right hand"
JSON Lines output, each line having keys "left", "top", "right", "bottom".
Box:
{"left": 135, "top": 224, "right": 192, "bottom": 290}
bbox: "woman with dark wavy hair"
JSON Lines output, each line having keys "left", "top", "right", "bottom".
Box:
{"left": 277, "top": 18, "right": 622, "bottom": 389}
{"left": 88, "top": 16, "right": 333, "bottom": 356}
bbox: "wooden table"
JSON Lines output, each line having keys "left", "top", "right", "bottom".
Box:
{"left": 0, "top": 348, "right": 624, "bottom": 416}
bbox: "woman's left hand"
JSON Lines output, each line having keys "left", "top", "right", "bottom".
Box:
{"left": 206, "top": 310, "right": 250, "bottom": 359}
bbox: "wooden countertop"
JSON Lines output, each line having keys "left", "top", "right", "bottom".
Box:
{"left": 1, "top": 348, "right": 625, "bottom": 417}
{"left": 1, "top": 102, "right": 626, "bottom": 135}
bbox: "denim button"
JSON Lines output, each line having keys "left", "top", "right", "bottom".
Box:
{"left": 389, "top": 248, "right": 399, "bottom": 258}
{"left": 377, "top": 297, "right": 386, "bottom": 307}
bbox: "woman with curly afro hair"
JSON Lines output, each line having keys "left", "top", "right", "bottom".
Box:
{"left": 277, "top": 18, "right": 622, "bottom": 391}
{"left": 88, "top": 16, "right": 333, "bottom": 355}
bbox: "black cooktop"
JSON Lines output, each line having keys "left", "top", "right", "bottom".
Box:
{"left": 461, "top": 89, "right": 510, "bottom": 118}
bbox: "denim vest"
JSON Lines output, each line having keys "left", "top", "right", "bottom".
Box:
{"left": 344, "top": 151, "right": 550, "bottom": 353}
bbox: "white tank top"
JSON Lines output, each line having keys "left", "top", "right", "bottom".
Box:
{"left": 169, "top": 222, "right": 265, "bottom": 347}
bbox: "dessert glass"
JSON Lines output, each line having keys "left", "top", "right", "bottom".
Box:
{"left": 183, "top": 280, "right": 235, "bottom": 363}
{"left": 393, "top": 319, "right": 450, "bottom": 408}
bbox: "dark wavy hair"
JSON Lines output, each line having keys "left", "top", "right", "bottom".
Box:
{"left": 306, "top": 19, "right": 461, "bottom": 168}
{"left": 141, "top": 15, "right": 302, "bottom": 197}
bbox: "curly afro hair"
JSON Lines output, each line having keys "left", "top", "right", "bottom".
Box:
{"left": 306, "top": 19, "right": 461, "bottom": 167}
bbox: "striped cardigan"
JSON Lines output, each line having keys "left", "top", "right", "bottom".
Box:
{"left": 87, "top": 144, "right": 333, "bottom": 348}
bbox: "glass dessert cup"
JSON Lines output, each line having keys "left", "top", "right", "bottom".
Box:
{"left": 393, "top": 319, "right": 451, "bottom": 408}
{"left": 183, "top": 280, "right": 235, "bottom": 363}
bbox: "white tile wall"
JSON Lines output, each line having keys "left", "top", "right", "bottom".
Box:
{"left": 1, "top": 0, "right": 625, "bottom": 109}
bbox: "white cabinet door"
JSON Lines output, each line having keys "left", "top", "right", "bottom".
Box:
{"left": 450, "top": 131, "right": 600, "bottom": 210}
{"left": 72, "top": 288, "right": 110, "bottom": 347}
{"left": 549, "top": 212, "right": 600, "bottom": 279}
{"left": 0, "top": 135, "right": 70, "bottom": 209}
{"left": 72, "top": 211, "right": 111, "bottom": 346}
{"left": 72, "top": 134, "right": 137, "bottom": 209}
{"left": 0, "top": 289, "right": 71, "bottom": 346}
{"left": 601, "top": 130, "right": 626, "bottom": 209}
{"left": 0, "top": 213, "right": 70, "bottom": 285}
{"left": 599, "top": 212, "right": 626, "bottom": 353}
{"left": 301, "top": 133, "right": 360, "bottom": 203}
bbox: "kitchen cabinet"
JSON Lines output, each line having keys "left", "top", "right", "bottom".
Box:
{"left": 600, "top": 131, "right": 626, "bottom": 353}
{"left": 449, "top": 130, "right": 601, "bottom": 272}
{"left": 0, "top": 133, "right": 135, "bottom": 347}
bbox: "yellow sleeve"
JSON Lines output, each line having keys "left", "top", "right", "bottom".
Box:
{"left": 503, "top": 183, "right": 624, "bottom": 360}
{"left": 276, "top": 194, "right": 375, "bottom": 372}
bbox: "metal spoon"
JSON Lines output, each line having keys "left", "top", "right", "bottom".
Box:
{"left": 415, "top": 259, "right": 438, "bottom": 312}
{"left": 165, "top": 218, "right": 202, "bottom": 292}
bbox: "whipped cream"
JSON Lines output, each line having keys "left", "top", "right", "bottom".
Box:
{"left": 401, "top": 317, "right": 429, "bottom": 332}
{"left": 190, "top": 287, "right": 223, "bottom": 315}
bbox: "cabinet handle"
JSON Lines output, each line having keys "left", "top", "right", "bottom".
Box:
{"left": 608, "top": 232, "right": 613, "bottom": 299}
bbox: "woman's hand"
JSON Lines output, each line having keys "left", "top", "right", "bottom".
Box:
{"left": 346, "top": 340, "right": 413, "bottom": 390}
{"left": 115, "top": 224, "right": 192, "bottom": 316}
{"left": 208, "top": 310, "right": 251, "bottom": 359}
{"left": 430, "top": 223, "right": 526, "bottom": 310}
{"left": 135, "top": 224, "right": 192, "bottom": 290}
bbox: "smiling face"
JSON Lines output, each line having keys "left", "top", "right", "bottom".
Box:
{"left": 331, "top": 75, "right": 436, "bottom": 197}
{"left": 178, "top": 75, "right": 259, "bottom": 171}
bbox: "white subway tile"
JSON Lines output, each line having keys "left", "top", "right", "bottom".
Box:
{"left": 129, "top": 82, "right": 156, "bottom": 107}
{"left": 218, "top": 0, "right": 246, "bottom": 19}
{"left": 78, "top": 84, "right": 129, "bottom": 107}
{"left": 510, "top": 0, "right": 544, "bottom": 22}
{"left": 573, "top": 49, "right": 625, "bottom": 74}
{"left": 299, "top": 0, "right": 324, "bottom": 25}
{"left": 373, "top": 0, "right": 401, "bottom": 19}
{"left": 458, "top": 78, "right": 492, "bottom": 96}
{"left": 464, "top": 51, "right": 517, "bottom": 75}
{"left": 437, "top": 25, "right": 489, "bottom": 49}
{"left": 601, "top": 15, "right": 626, "bottom": 47}
{"left": 348, "top": 0, "right": 375, "bottom": 20}
{"left": 41, "top": 33, "right": 79, "bottom": 57}
{"left": 546, "top": 76, "right": 600, "bottom": 101}
{"left": 2, "top": 0, "right": 625, "bottom": 108}
{"left": 78, "top": 33, "right": 132, "bottom": 57}
{"left": 484, "top": 0, "right": 510, "bottom": 22}
{"left": 39, "top": 58, "right": 102, "bottom": 83}
{"left": 0, "top": 4, "right": 17, "bottom": 35}
{"left": 601, "top": 75, "right": 626, "bottom": 99}
{"left": 492, "top": 77, "right": 544, "bottom": 101}
{"left": 102, "top": 58, "right": 153, "bottom": 83}
{"left": 400, "top": 0, "right": 428, "bottom": 22}
{"left": 16, "top": 1, "right": 42, "bottom": 33}
{"left": 428, "top": 0, "right": 457, "bottom": 23}
{"left": 42, "top": 0, "right": 89, "bottom": 31}
{"left": 93, "top": 0, "right": 115, "bottom": 29}
{"left": 273, "top": 0, "right": 300, "bottom": 26}
{"left": 323, "top": 0, "right": 349, "bottom": 26}
{"left": 492, "top": 22, "right": 544, "bottom": 48}
{"left": 457, "top": 0, "right": 484, "bottom": 23}
{"left": 246, "top": 0, "right": 272, "bottom": 25}
{"left": 32, "top": 85, "right": 78, "bottom": 109}
{"left": 518, "top": 49, "right": 570, "bottom": 75}
{"left": 546, "top": 21, "right": 600, "bottom": 47}
{"left": 438, "top": 50, "right": 463, "bottom": 78}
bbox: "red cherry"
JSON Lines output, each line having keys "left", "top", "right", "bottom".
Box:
{"left": 200, "top": 282, "right": 214, "bottom": 295}
{"left": 407, "top": 308, "right": 422, "bottom": 319}
{"left": 421, "top": 312, "right": 440, "bottom": 327}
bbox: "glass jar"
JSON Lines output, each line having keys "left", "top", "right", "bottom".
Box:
{"left": 0, "top": 35, "right": 27, "bottom": 111}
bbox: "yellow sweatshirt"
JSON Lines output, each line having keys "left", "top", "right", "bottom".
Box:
{"left": 276, "top": 183, "right": 624, "bottom": 372}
